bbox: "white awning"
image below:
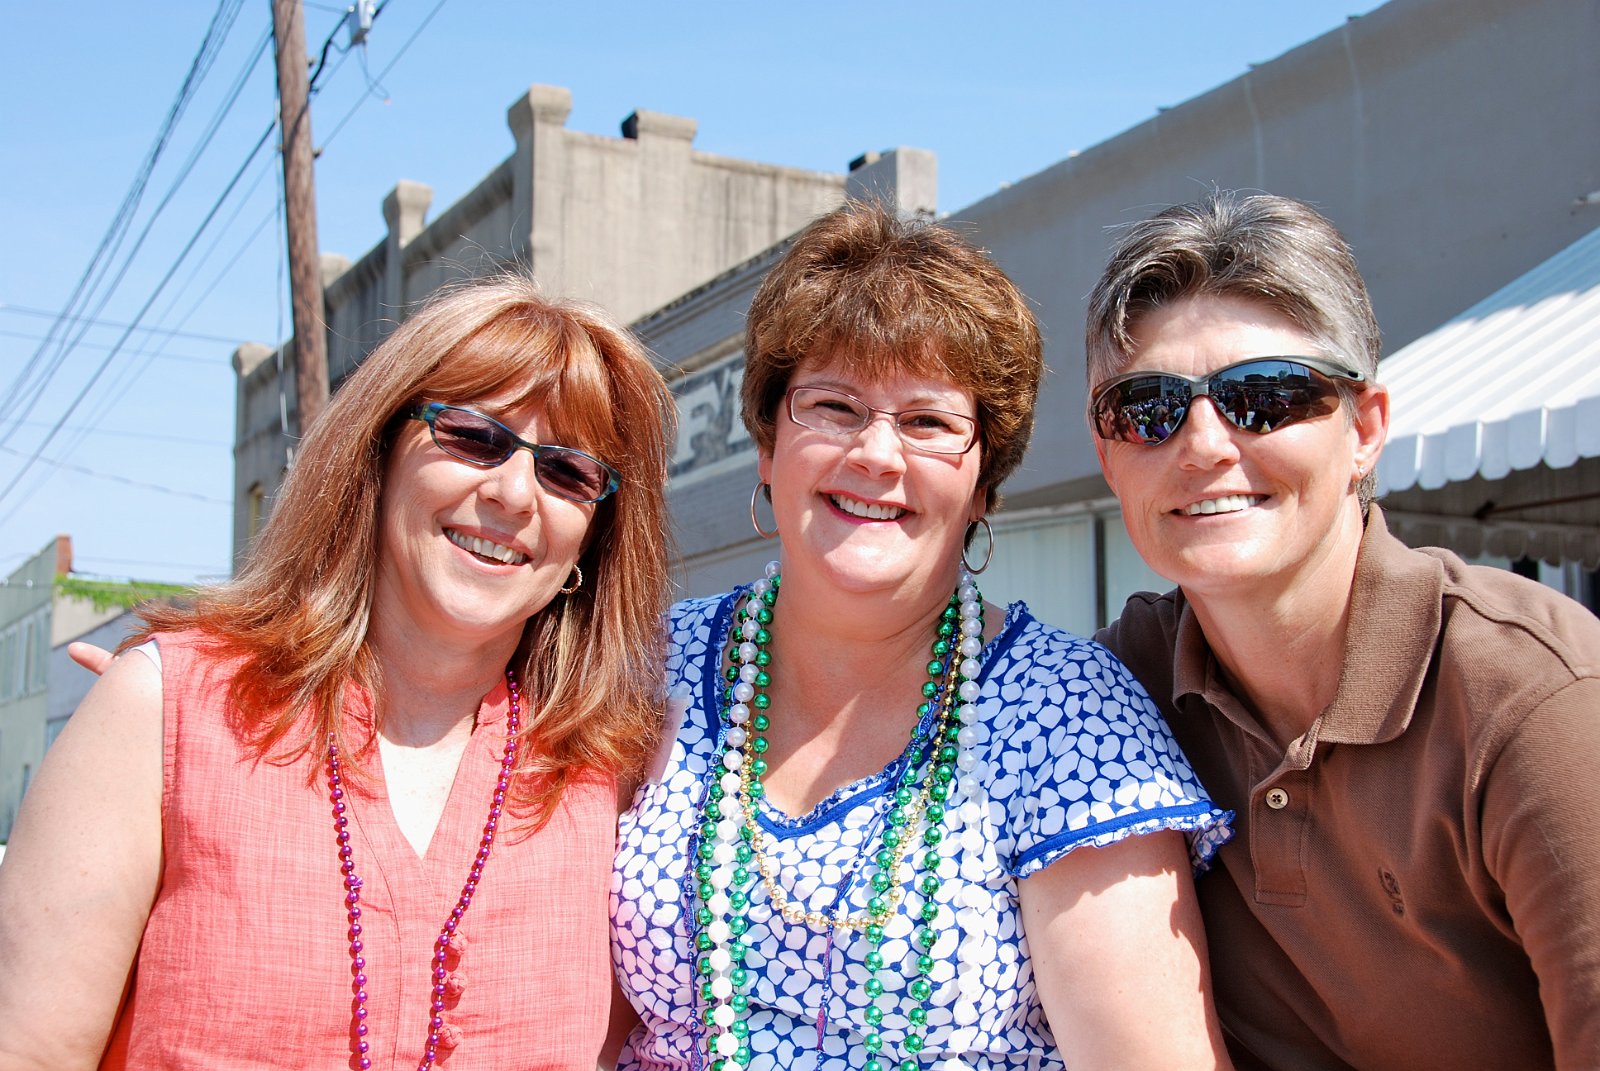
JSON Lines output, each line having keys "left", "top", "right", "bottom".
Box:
{"left": 1376, "top": 225, "right": 1600, "bottom": 495}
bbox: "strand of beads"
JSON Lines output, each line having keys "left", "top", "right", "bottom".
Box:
{"left": 858, "top": 573, "right": 982, "bottom": 1071}
{"left": 695, "top": 563, "right": 779, "bottom": 1069}
{"left": 328, "top": 670, "right": 523, "bottom": 1071}
{"left": 694, "top": 564, "right": 985, "bottom": 1071}
{"left": 947, "top": 572, "right": 991, "bottom": 1030}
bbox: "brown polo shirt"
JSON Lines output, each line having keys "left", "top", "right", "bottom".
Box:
{"left": 1098, "top": 507, "right": 1600, "bottom": 1069}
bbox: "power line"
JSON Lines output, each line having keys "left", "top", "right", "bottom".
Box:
{"left": 9, "top": 421, "right": 227, "bottom": 448}
{"left": 3, "top": 1, "right": 429, "bottom": 517}
{"left": 0, "top": 0, "right": 250, "bottom": 434}
{"left": 1, "top": 20, "right": 273, "bottom": 446}
{"left": 0, "top": 445, "right": 230, "bottom": 505}
{"left": 0, "top": 329, "right": 228, "bottom": 367}
{"left": 0, "top": 120, "right": 276, "bottom": 514}
{"left": 320, "top": 0, "right": 446, "bottom": 146}
{"left": 0, "top": 303, "right": 245, "bottom": 345}
{"left": 83, "top": 168, "right": 279, "bottom": 431}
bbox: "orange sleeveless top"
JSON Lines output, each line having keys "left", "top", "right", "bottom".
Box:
{"left": 101, "top": 630, "right": 616, "bottom": 1070}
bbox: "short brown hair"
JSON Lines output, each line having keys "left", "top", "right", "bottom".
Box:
{"left": 742, "top": 201, "right": 1042, "bottom": 514}
{"left": 1084, "top": 189, "right": 1381, "bottom": 504}
{"left": 138, "top": 274, "right": 676, "bottom": 823}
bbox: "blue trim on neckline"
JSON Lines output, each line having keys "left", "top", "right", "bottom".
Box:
{"left": 695, "top": 596, "right": 1038, "bottom": 838}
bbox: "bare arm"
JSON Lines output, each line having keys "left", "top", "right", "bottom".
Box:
{"left": 0, "top": 651, "right": 164, "bottom": 1070}
{"left": 1020, "top": 829, "right": 1233, "bottom": 1070}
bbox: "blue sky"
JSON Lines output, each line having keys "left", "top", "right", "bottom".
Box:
{"left": 0, "top": 0, "right": 1382, "bottom": 585}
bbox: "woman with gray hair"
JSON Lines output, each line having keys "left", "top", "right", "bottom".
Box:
{"left": 1086, "top": 190, "right": 1600, "bottom": 1069}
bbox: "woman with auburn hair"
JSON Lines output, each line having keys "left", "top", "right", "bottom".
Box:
{"left": 609, "top": 202, "right": 1233, "bottom": 1070}
{"left": 0, "top": 275, "right": 675, "bottom": 1070}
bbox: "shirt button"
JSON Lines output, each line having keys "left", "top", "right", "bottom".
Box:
{"left": 1265, "top": 788, "right": 1290, "bottom": 810}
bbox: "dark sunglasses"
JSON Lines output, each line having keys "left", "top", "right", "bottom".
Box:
{"left": 407, "top": 402, "right": 621, "bottom": 504}
{"left": 1090, "top": 356, "right": 1366, "bottom": 446}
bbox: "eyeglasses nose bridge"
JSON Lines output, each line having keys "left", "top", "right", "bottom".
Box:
{"left": 1163, "top": 372, "right": 1229, "bottom": 436}
{"left": 852, "top": 405, "right": 912, "bottom": 447}
{"left": 481, "top": 439, "right": 544, "bottom": 497}
{"left": 1172, "top": 388, "right": 1246, "bottom": 450}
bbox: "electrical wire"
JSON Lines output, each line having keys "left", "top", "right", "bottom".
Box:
{"left": 8, "top": 421, "right": 227, "bottom": 448}
{"left": 0, "top": 2, "right": 390, "bottom": 513}
{"left": 0, "top": 22, "right": 273, "bottom": 446}
{"left": 0, "top": 120, "right": 276, "bottom": 514}
{"left": 0, "top": 0, "right": 249, "bottom": 439}
{"left": 0, "top": 303, "right": 244, "bottom": 345}
{"left": 0, "top": 446, "right": 229, "bottom": 505}
{"left": 84, "top": 160, "right": 279, "bottom": 430}
{"left": 0, "top": 330, "right": 228, "bottom": 367}
{"left": 320, "top": 0, "right": 444, "bottom": 147}
{"left": 1, "top": 0, "right": 433, "bottom": 546}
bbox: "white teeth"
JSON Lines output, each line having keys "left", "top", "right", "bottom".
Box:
{"left": 446, "top": 528, "right": 529, "bottom": 564}
{"left": 1181, "top": 494, "right": 1265, "bottom": 517}
{"left": 831, "top": 494, "right": 906, "bottom": 521}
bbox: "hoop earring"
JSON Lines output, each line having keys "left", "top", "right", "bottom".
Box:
{"left": 559, "top": 564, "right": 583, "bottom": 595}
{"left": 750, "top": 480, "right": 779, "bottom": 540}
{"left": 962, "top": 517, "right": 995, "bottom": 574}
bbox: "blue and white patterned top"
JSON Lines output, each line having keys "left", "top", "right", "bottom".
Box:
{"left": 611, "top": 593, "right": 1230, "bottom": 1070}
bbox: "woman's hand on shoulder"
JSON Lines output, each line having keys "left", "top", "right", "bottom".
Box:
{"left": 67, "top": 640, "right": 115, "bottom": 675}
{"left": 0, "top": 647, "right": 164, "bottom": 1069}
{"left": 1019, "top": 829, "right": 1234, "bottom": 1070}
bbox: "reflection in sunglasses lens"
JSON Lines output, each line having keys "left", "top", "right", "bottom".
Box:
{"left": 1093, "top": 359, "right": 1344, "bottom": 445}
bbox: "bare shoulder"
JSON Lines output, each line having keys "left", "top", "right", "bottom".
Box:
{"left": 14, "top": 646, "right": 162, "bottom": 808}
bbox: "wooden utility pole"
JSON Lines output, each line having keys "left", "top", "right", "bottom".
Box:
{"left": 271, "top": 0, "right": 328, "bottom": 433}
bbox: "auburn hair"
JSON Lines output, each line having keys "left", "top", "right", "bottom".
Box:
{"left": 135, "top": 274, "right": 676, "bottom": 824}
{"left": 742, "top": 200, "right": 1042, "bottom": 515}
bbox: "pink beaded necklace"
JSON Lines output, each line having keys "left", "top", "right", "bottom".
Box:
{"left": 325, "top": 669, "right": 523, "bottom": 1071}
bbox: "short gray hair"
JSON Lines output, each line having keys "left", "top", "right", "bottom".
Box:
{"left": 1085, "top": 190, "right": 1382, "bottom": 505}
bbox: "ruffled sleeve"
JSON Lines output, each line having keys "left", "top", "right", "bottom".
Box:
{"left": 978, "top": 605, "right": 1232, "bottom": 878}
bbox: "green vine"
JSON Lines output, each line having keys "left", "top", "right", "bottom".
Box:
{"left": 53, "top": 575, "right": 189, "bottom": 613}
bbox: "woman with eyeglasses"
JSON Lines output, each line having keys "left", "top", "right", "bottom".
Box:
{"left": 608, "top": 201, "right": 1234, "bottom": 1070}
{"left": 1086, "top": 191, "right": 1600, "bottom": 1068}
{"left": 0, "top": 277, "right": 675, "bottom": 1070}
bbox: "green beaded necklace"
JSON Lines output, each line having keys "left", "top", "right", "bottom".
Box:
{"left": 693, "top": 565, "right": 984, "bottom": 1070}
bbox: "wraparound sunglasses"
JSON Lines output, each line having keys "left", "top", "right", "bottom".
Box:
{"left": 1089, "top": 356, "right": 1366, "bottom": 446}
{"left": 408, "top": 402, "right": 621, "bottom": 504}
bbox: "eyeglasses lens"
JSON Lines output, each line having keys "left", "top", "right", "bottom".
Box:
{"left": 789, "top": 387, "right": 975, "bottom": 455}
{"left": 1095, "top": 360, "right": 1341, "bottom": 445}
{"left": 534, "top": 448, "right": 610, "bottom": 502}
{"left": 428, "top": 407, "right": 613, "bottom": 503}
{"left": 432, "top": 407, "right": 513, "bottom": 464}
